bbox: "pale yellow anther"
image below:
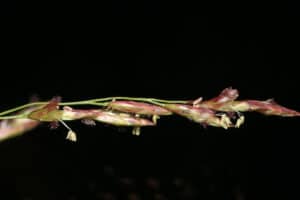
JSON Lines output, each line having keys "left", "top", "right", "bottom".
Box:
{"left": 59, "top": 120, "right": 77, "bottom": 142}
{"left": 220, "top": 114, "right": 232, "bottom": 129}
{"left": 66, "top": 130, "right": 77, "bottom": 142}
{"left": 235, "top": 115, "right": 245, "bottom": 128}
{"left": 152, "top": 115, "right": 160, "bottom": 124}
{"left": 132, "top": 127, "right": 141, "bottom": 136}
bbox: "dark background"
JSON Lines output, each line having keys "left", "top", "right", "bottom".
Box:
{"left": 1, "top": 1, "right": 300, "bottom": 200}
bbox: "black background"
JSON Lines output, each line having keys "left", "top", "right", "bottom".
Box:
{"left": 1, "top": 1, "right": 300, "bottom": 200}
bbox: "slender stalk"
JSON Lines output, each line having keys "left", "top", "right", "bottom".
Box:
{"left": 0, "top": 102, "right": 48, "bottom": 116}
{"left": 91, "top": 97, "right": 188, "bottom": 104}
{"left": 0, "top": 97, "right": 188, "bottom": 117}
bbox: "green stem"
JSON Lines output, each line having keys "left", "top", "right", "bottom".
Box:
{"left": 91, "top": 97, "right": 188, "bottom": 104}
{"left": 0, "top": 102, "right": 48, "bottom": 116}
{"left": 0, "top": 101, "right": 104, "bottom": 116}
{"left": 0, "top": 97, "right": 189, "bottom": 117}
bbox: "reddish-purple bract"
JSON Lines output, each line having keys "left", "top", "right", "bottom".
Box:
{"left": 108, "top": 101, "right": 172, "bottom": 115}
{"left": 94, "top": 111, "right": 155, "bottom": 126}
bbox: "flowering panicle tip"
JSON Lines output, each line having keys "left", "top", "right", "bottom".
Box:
{"left": 1, "top": 87, "right": 299, "bottom": 142}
